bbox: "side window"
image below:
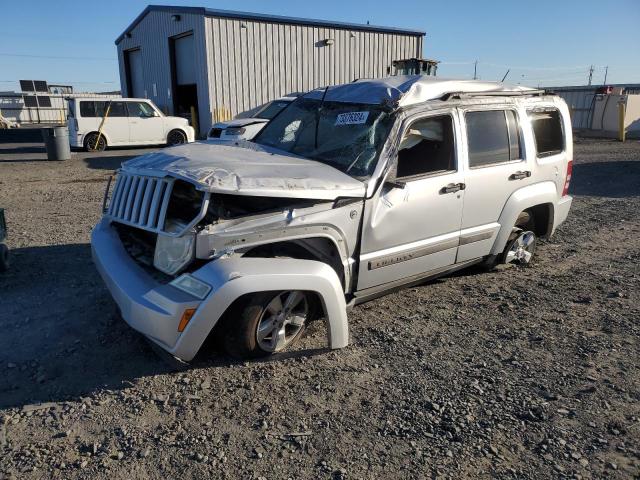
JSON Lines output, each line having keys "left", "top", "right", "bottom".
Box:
{"left": 79, "top": 101, "right": 95, "bottom": 117}
{"left": 528, "top": 109, "right": 564, "bottom": 157}
{"left": 396, "top": 115, "right": 456, "bottom": 179}
{"left": 128, "top": 101, "right": 155, "bottom": 117}
{"left": 107, "top": 101, "right": 127, "bottom": 117}
{"left": 466, "top": 110, "right": 521, "bottom": 168}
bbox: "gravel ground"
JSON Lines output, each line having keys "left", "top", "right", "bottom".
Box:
{"left": 0, "top": 138, "right": 638, "bottom": 479}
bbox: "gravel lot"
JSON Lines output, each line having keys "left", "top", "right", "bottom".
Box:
{"left": 0, "top": 138, "right": 638, "bottom": 479}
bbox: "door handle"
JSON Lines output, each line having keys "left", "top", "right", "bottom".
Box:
{"left": 510, "top": 170, "right": 531, "bottom": 180}
{"left": 441, "top": 182, "right": 466, "bottom": 194}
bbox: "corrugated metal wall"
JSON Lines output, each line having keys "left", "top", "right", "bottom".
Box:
{"left": 548, "top": 84, "right": 640, "bottom": 130}
{"left": 204, "top": 17, "right": 423, "bottom": 122}
{"left": 116, "top": 10, "right": 423, "bottom": 134}
{"left": 116, "top": 11, "right": 210, "bottom": 134}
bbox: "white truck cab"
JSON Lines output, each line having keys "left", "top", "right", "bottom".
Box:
{"left": 92, "top": 76, "right": 573, "bottom": 362}
{"left": 67, "top": 97, "right": 195, "bottom": 151}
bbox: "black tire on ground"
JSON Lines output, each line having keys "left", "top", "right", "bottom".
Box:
{"left": 0, "top": 243, "right": 9, "bottom": 272}
{"left": 167, "top": 129, "right": 187, "bottom": 146}
{"left": 222, "top": 291, "right": 309, "bottom": 359}
{"left": 84, "top": 132, "right": 107, "bottom": 152}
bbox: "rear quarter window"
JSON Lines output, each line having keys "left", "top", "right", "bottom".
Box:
{"left": 528, "top": 109, "right": 564, "bottom": 157}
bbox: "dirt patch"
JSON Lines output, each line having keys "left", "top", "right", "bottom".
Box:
{"left": 0, "top": 138, "right": 638, "bottom": 479}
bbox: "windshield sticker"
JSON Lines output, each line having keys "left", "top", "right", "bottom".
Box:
{"left": 335, "top": 111, "right": 370, "bottom": 126}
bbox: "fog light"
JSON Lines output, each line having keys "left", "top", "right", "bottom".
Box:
{"left": 178, "top": 308, "right": 196, "bottom": 332}
{"left": 170, "top": 274, "right": 211, "bottom": 299}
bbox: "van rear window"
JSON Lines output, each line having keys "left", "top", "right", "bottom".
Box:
{"left": 529, "top": 109, "right": 564, "bottom": 157}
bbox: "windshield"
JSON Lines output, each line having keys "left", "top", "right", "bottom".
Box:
{"left": 253, "top": 97, "right": 394, "bottom": 178}
{"left": 255, "top": 100, "right": 292, "bottom": 120}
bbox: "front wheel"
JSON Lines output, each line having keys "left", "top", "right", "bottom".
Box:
{"left": 223, "top": 291, "right": 310, "bottom": 359}
{"left": 167, "top": 129, "right": 187, "bottom": 146}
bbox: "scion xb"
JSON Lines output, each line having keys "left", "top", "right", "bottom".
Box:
{"left": 91, "top": 76, "right": 573, "bottom": 361}
{"left": 67, "top": 97, "right": 195, "bottom": 151}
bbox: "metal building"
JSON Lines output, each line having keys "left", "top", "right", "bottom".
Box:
{"left": 115, "top": 5, "right": 425, "bottom": 135}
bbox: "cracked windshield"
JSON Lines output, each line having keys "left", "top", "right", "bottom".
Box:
{"left": 253, "top": 97, "right": 394, "bottom": 178}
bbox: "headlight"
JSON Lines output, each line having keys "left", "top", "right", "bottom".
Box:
{"left": 170, "top": 274, "right": 211, "bottom": 299}
{"left": 153, "top": 232, "right": 195, "bottom": 275}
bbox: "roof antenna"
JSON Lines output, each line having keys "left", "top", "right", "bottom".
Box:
{"left": 501, "top": 69, "right": 510, "bottom": 82}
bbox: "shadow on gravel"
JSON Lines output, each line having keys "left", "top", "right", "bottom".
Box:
{"left": 0, "top": 243, "right": 329, "bottom": 410}
{"left": 83, "top": 154, "right": 148, "bottom": 171}
{"left": 571, "top": 160, "right": 640, "bottom": 198}
{"left": 0, "top": 145, "right": 45, "bottom": 155}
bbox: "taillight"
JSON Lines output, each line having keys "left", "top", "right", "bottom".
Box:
{"left": 562, "top": 160, "right": 573, "bottom": 196}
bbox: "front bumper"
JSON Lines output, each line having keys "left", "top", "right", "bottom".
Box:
{"left": 91, "top": 219, "right": 201, "bottom": 354}
{"left": 91, "top": 219, "right": 349, "bottom": 361}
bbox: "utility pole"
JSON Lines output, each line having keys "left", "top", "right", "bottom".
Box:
{"left": 588, "top": 65, "right": 594, "bottom": 86}
{"left": 603, "top": 66, "right": 609, "bottom": 85}
{"left": 473, "top": 60, "right": 478, "bottom": 80}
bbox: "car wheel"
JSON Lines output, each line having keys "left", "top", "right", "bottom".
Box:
{"left": 503, "top": 230, "right": 537, "bottom": 265}
{"left": 84, "top": 132, "right": 107, "bottom": 152}
{"left": 167, "top": 129, "right": 187, "bottom": 146}
{"left": 0, "top": 243, "right": 9, "bottom": 272}
{"left": 223, "top": 291, "right": 310, "bottom": 359}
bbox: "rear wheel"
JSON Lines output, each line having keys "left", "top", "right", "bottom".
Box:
{"left": 167, "top": 129, "right": 187, "bottom": 146}
{"left": 84, "top": 132, "right": 106, "bottom": 152}
{"left": 223, "top": 291, "right": 310, "bottom": 359}
{"left": 503, "top": 230, "right": 537, "bottom": 265}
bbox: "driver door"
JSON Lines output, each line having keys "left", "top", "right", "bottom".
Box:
{"left": 357, "top": 112, "right": 465, "bottom": 291}
{"left": 127, "top": 101, "right": 164, "bottom": 144}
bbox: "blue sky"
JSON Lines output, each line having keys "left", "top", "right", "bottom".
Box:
{"left": 1, "top": 0, "right": 638, "bottom": 93}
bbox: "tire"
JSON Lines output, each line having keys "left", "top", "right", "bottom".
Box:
{"left": 167, "top": 129, "right": 187, "bottom": 146}
{"left": 223, "top": 291, "right": 310, "bottom": 359}
{"left": 84, "top": 132, "right": 107, "bottom": 152}
{"left": 0, "top": 243, "right": 9, "bottom": 272}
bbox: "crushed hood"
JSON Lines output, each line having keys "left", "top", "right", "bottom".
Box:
{"left": 121, "top": 141, "right": 366, "bottom": 200}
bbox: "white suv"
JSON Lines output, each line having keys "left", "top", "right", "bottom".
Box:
{"left": 92, "top": 76, "right": 573, "bottom": 361}
{"left": 67, "top": 98, "right": 195, "bottom": 151}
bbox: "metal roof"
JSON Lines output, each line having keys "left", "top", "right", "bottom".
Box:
{"left": 115, "top": 5, "right": 426, "bottom": 44}
{"left": 304, "top": 75, "right": 539, "bottom": 107}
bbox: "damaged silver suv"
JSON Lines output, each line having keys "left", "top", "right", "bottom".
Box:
{"left": 92, "top": 76, "right": 573, "bottom": 361}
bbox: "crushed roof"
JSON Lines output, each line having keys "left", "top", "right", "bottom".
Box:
{"left": 304, "top": 75, "right": 538, "bottom": 107}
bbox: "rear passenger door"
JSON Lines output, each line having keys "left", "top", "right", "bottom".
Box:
{"left": 456, "top": 107, "right": 533, "bottom": 262}
{"left": 98, "top": 101, "right": 129, "bottom": 145}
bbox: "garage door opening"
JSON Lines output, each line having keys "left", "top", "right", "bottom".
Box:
{"left": 170, "top": 32, "right": 199, "bottom": 133}
{"left": 124, "top": 48, "right": 144, "bottom": 98}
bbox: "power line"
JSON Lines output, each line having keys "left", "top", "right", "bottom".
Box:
{"left": 0, "top": 52, "right": 116, "bottom": 61}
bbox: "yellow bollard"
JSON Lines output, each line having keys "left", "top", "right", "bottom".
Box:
{"left": 618, "top": 101, "right": 626, "bottom": 142}
{"left": 190, "top": 106, "right": 199, "bottom": 139}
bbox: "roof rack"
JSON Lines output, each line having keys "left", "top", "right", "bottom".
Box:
{"left": 440, "top": 89, "right": 548, "bottom": 101}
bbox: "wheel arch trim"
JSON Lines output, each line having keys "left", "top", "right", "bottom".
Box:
{"left": 490, "top": 181, "right": 557, "bottom": 256}
{"left": 172, "top": 256, "right": 349, "bottom": 361}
